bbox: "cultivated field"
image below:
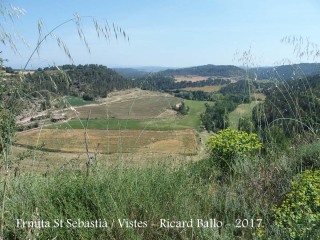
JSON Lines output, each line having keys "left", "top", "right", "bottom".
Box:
{"left": 15, "top": 129, "right": 197, "bottom": 154}
{"left": 174, "top": 76, "right": 209, "bottom": 82}
{"left": 13, "top": 89, "right": 207, "bottom": 172}
{"left": 59, "top": 96, "right": 96, "bottom": 107}
{"left": 61, "top": 89, "right": 181, "bottom": 119}
{"left": 229, "top": 101, "right": 262, "bottom": 129}
{"left": 180, "top": 85, "right": 226, "bottom": 92}
{"left": 48, "top": 99, "right": 208, "bottom": 131}
{"left": 66, "top": 96, "right": 180, "bottom": 119}
{"left": 174, "top": 75, "right": 236, "bottom": 83}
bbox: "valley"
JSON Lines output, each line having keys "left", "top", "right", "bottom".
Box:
{"left": 2, "top": 62, "right": 320, "bottom": 239}
{"left": 1, "top": 1, "right": 320, "bottom": 239}
{"left": 13, "top": 87, "right": 211, "bottom": 172}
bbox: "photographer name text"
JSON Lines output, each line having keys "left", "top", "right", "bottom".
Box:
{"left": 16, "top": 218, "right": 262, "bottom": 229}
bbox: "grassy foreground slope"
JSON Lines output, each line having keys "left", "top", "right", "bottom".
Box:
{"left": 2, "top": 165, "right": 218, "bottom": 239}
{"left": 5, "top": 139, "right": 320, "bottom": 239}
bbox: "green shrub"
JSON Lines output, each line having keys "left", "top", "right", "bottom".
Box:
{"left": 238, "top": 116, "right": 255, "bottom": 133}
{"left": 206, "top": 128, "right": 262, "bottom": 172}
{"left": 295, "top": 141, "right": 320, "bottom": 171}
{"left": 187, "top": 158, "right": 217, "bottom": 183}
{"left": 273, "top": 169, "right": 320, "bottom": 239}
{"left": 82, "top": 94, "right": 94, "bottom": 101}
{"left": 263, "top": 125, "right": 291, "bottom": 152}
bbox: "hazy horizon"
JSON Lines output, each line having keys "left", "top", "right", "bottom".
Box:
{"left": 2, "top": 0, "right": 320, "bottom": 69}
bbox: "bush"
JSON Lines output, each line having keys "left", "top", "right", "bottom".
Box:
{"left": 82, "top": 94, "right": 94, "bottom": 101}
{"left": 187, "top": 158, "right": 217, "bottom": 183}
{"left": 263, "top": 126, "right": 291, "bottom": 152}
{"left": 206, "top": 128, "right": 262, "bottom": 172}
{"left": 295, "top": 141, "right": 320, "bottom": 171}
{"left": 273, "top": 169, "right": 320, "bottom": 239}
{"left": 238, "top": 116, "right": 255, "bottom": 133}
{"left": 177, "top": 101, "right": 189, "bottom": 115}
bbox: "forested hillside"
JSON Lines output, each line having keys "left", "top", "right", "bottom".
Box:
{"left": 112, "top": 68, "right": 150, "bottom": 79}
{"left": 160, "top": 64, "right": 246, "bottom": 78}
{"left": 251, "top": 63, "right": 320, "bottom": 80}
{"left": 135, "top": 74, "right": 230, "bottom": 91}
{"left": 24, "top": 64, "right": 133, "bottom": 98}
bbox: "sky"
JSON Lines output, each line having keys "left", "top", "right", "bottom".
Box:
{"left": 2, "top": 0, "right": 320, "bottom": 69}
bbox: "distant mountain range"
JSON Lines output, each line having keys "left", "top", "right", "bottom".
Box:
{"left": 112, "top": 68, "right": 150, "bottom": 79}
{"left": 110, "top": 63, "right": 320, "bottom": 80}
{"left": 250, "top": 63, "right": 320, "bottom": 80}
{"left": 135, "top": 66, "right": 178, "bottom": 72}
{"left": 113, "top": 64, "right": 246, "bottom": 79}
{"left": 160, "top": 64, "right": 246, "bottom": 78}
{"left": 112, "top": 66, "right": 178, "bottom": 79}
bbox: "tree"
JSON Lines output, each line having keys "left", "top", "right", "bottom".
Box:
{"left": 175, "top": 101, "right": 189, "bottom": 115}
{"left": 201, "top": 103, "right": 230, "bottom": 132}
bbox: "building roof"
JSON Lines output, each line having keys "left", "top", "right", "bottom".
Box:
{"left": 51, "top": 114, "right": 66, "bottom": 120}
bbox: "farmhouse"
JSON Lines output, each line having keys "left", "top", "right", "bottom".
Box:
{"left": 51, "top": 114, "right": 66, "bottom": 122}
{"left": 174, "top": 102, "right": 183, "bottom": 110}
